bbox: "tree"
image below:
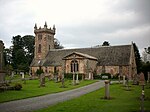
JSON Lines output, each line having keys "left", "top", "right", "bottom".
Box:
{"left": 141, "top": 61, "right": 150, "bottom": 81}
{"left": 4, "top": 48, "right": 12, "bottom": 65}
{"left": 11, "top": 35, "right": 24, "bottom": 70}
{"left": 102, "top": 41, "right": 110, "bottom": 46}
{"left": 11, "top": 35, "right": 35, "bottom": 72}
{"left": 133, "top": 43, "right": 142, "bottom": 73}
{"left": 22, "top": 35, "right": 35, "bottom": 65}
{"left": 54, "top": 38, "right": 64, "bottom": 49}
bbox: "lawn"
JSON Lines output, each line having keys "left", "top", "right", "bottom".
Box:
{"left": 0, "top": 79, "right": 97, "bottom": 103}
{"left": 34, "top": 82, "right": 150, "bottom": 112}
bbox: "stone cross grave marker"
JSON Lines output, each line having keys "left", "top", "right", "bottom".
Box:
{"left": 139, "top": 72, "right": 145, "bottom": 112}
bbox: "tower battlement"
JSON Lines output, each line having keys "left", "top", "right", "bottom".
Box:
{"left": 34, "top": 22, "right": 56, "bottom": 35}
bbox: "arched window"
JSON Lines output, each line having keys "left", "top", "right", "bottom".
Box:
{"left": 38, "top": 34, "right": 42, "bottom": 40}
{"left": 38, "top": 44, "right": 41, "bottom": 53}
{"left": 71, "top": 60, "right": 78, "bottom": 72}
{"left": 49, "top": 45, "right": 51, "bottom": 50}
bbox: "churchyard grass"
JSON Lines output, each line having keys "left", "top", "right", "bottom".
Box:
{"left": 34, "top": 82, "right": 150, "bottom": 112}
{"left": 5, "top": 74, "right": 30, "bottom": 80}
{"left": 0, "top": 79, "right": 97, "bottom": 103}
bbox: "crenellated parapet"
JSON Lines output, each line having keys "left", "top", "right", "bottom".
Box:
{"left": 34, "top": 22, "right": 56, "bottom": 35}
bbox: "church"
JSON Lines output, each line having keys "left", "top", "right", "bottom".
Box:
{"left": 30, "top": 23, "right": 137, "bottom": 80}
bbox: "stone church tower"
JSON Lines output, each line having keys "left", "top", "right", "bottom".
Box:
{"left": 34, "top": 22, "right": 56, "bottom": 60}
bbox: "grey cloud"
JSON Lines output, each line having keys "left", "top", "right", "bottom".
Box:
{"left": 113, "top": 0, "right": 150, "bottom": 23}
{"left": 0, "top": 0, "right": 150, "bottom": 52}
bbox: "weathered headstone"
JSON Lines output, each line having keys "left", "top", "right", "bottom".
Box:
{"left": 139, "top": 72, "right": 145, "bottom": 86}
{"left": 61, "top": 68, "right": 65, "bottom": 88}
{"left": 139, "top": 72, "right": 145, "bottom": 112}
{"left": 133, "top": 74, "right": 139, "bottom": 85}
{"left": 123, "top": 75, "right": 126, "bottom": 86}
{"left": 118, "top": 75, "right": 121, "bottom": 84}
{"left": 20, "top": 72, "right": 24, "bottom": 79}
{"left": 104, "top": 80, "right": 110, "bottom": 99}
{"left": 76, "top": 73, "right": 79, "bottom": 84}
{"left": 54, "top": 75, "right": 58, "bottom": 82}
{"left": 89, "top": 72, "right": 91, "bottom": 80}
{"left": 61, "top": 78, "right": 65, "bottom": 88}
{"left": 72, "top": 72, "right": 76, "bottom": 85}
{"left": 126, "top": 75, "right": 129, "bottom": 90}
{"left": 40, "top": 73, "right": 45, "bottom": 87}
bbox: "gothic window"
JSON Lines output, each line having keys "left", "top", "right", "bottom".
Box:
{"left": 38, "top": 44, "right": 41, "bottom": 53}
{"left": 71, "top": 60, "right": 78, "bottom": 72}
{"left": 38, "top": 34, "right": 42, "bottom": 40}
{"left": 49, "top": 45, "right": 51, "bottom": 50}
{"left": 54, "top": 66, "right": 57, "bottom": 75}
{"left": 45, "top": 67, "right": 47, "bottom": 73}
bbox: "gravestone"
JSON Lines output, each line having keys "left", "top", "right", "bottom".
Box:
{"left": 89, "top": 72, "right": 91, "bottom": 80}
{"left": 40, "top": 73, "right": 45, "bottom": 87}
{"left": 123, "top": 75, "right": 126, "bottom": 86}
{"left": 118, "top": 75, "right": 121, "bottom": 84}
{"left": 104, "top": 80, "right": 110, "bottom": 99}
{"left": 76, "top": 73, "right": 79, "bottom": 84}
{"left": 20, "top": 72, "right": 24, "bottom": 79}
{"left": 126, "top": 75, "right": 130, "bottom": 90}
{"left": 61, "top": 73, "right": 65, "bottom": 88}
{"left": 133, "top": 74, "right": 139, "bottom": 85}
{"left": 139, "top": 72, "right": 145, "bottom": 86}
{"left": 139, "top": 72, "right": 145, "bottom": 112}
{"left": 72, "top": 72, "right": 76, "bottom": 85}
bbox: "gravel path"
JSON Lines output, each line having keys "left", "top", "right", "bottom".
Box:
{"left": 0, "top": 80, "right": 105, "bottom": 112}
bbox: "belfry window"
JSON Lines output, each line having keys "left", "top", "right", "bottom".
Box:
{"left": 38, "top": 44, "right": 41, "bottom": 53}
{"left": 49, "top": 45, "right": 51, "bottom": 50}
{"left": 71, "top": 60, "right": 78, "bottom": 72}
{"left": 38, "top": 34, "right": 42, "bottom": 40}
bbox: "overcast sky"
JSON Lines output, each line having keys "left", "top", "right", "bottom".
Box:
{"left": 0, "top": 0, "right": 150, "bottom": 54}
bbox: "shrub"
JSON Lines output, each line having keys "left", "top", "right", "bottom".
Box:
{"left": 93, "top": 69, "right": 101, "bottom": 79}
{"left": 36, "top": 69, "right": 44, "bottom": 76}
{"left": 14, "top": 83, "right": 22, "bottom": 90}
{"left": 93, "top": 74, "right": 101, "bottom": 79}
{"left": 64, "top": 73, "right": 83, "bottom": 80}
